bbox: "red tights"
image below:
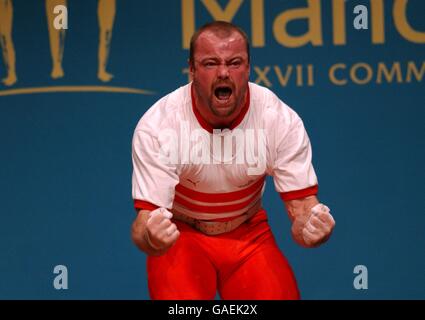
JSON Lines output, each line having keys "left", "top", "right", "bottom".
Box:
{"left": 147, "top": 209, "right": 300, "bottom": 300}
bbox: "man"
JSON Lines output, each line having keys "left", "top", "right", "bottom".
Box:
{"left": 131, "top": 21, "right": 335, "bottom": 300}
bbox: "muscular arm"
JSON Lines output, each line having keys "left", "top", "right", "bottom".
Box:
{"left": 285, "top": 195, "right": 335, "bottom": 248}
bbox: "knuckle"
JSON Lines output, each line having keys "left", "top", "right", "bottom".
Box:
{"left": 309, "top": 233, "right": 317, "bottom": 241}
{"left": 302, "top": 230, "right": 311, "bottom": 240}
{"left": 148, "top": 217, "right": 160, "bottom": 227}
{"left": 163, "top": 219, "right": 171, "bottom": 227}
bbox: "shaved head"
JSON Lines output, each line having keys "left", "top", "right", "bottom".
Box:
{"left": 189, "top": 21, "right": 250, "bottom": 66}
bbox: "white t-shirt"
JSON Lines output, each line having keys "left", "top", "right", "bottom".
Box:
{"left": 132, "top": 82, "right": 318, "bottom": 220}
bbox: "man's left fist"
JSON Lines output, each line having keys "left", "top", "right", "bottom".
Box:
{"left": 302, "top": 204, "right": 335, "bottom": 247}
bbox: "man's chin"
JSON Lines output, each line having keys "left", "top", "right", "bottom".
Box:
{"left": 211, "top": 104, "right": 236, "bottom": 117}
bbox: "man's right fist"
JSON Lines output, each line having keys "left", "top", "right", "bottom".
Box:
{"left": 144, "top": 208, "right": 180, "bottom": 252}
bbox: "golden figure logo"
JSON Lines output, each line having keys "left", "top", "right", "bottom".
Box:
{"left": 46, "top": 0, "right": 115, "bottom": 82}
{"left": 46, "top": 0, "right": 68, "bottom": 80}
{"left": 0, "top": 0, "right": 17, "bottom": 86}
{"left": 0, "top": 0, "right": 153, "bottom": 96}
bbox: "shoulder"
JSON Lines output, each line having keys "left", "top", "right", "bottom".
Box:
{"left": 134, "top": 84, "right": 191, "bottom": 137}
{"left": 248, "top": 82, "right": 301, "bottom": 130}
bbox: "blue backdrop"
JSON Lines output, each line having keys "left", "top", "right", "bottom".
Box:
{"left": 0, "top": 0, "right": 424, "bottom": 299}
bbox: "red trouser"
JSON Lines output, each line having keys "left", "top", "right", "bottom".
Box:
{"left": 147, "top": 209, "right": 300, "bottom": 300}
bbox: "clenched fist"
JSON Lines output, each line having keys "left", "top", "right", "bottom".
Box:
{"left": 144, "top": 208, "right": 180, "bottom": 252}
{"left": 302, "top": 204, "right": 335, "bottom": 247}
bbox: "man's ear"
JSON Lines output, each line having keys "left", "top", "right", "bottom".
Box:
{"left": 189, "top": 59, "right": 194, "bottom": 74}
{"left": 188, "top": 59, "right": 195, "bottom": 82}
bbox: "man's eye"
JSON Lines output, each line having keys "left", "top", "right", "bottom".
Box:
{"left": 204, "top": 62, "right": 217, "bottom": 67}
{"left": 229, "top": 61, "right": 241, "bottom": 68}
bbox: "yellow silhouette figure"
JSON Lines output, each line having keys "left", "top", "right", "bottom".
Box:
{"left": 0, "top": 0, "right": 17, "bottom": 86}
{"left": 45, "top": 0, "right": 116, "bottom": 82}
{"left": 97, "top": 0, "right": 115, "bottom": 82}
{"left": 46, "top": 0, "right": 67, "bottom": 79}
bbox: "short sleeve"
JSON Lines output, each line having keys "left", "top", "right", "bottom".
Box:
{"left": 132, "top": 128, "right": 179, "bottom": 210}
{"left": 272, "top": 110, "right": 318, "bottom": 202}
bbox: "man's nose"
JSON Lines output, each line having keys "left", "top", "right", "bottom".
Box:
{"left": 217, "top": 64, "right": 230, "bottom": 79}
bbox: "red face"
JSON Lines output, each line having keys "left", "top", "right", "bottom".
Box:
{"left": 190, "top": 31, "right": 250, "bottom": 127}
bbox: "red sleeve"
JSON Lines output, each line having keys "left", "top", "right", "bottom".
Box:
{"left": 134, "top": 200, "right": 159, "bottom": 211}
{"left": 279, "top": 185, "right": 318, "bottom": 202}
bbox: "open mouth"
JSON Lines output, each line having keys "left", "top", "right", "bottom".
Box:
{"left": 214, "top": 86, "right": 233, "bottom": 101}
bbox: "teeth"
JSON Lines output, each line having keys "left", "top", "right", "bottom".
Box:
{"left": 217, "top": 92, "right": 229, "bottom": 100}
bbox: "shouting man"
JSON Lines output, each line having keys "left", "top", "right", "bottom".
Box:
{"left": 131, "top": 21, "right": 335, "bottom": 300}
